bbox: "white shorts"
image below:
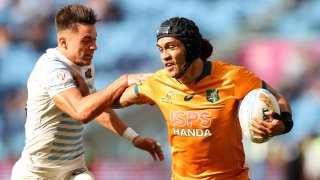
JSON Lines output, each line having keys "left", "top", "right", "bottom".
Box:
{"left": 11, "top": 157, "right": 95, "bottom": 180}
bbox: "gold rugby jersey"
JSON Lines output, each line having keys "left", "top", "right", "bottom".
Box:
{"left": 135, "top": 60, "right": 265, "bottom": 180}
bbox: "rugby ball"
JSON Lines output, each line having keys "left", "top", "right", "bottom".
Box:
{"left": 238, "top": 88, "right": 280, "bottom": 143}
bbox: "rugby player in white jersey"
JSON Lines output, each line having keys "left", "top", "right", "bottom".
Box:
{"left": 11, "top": 3, "right": 164, "bottom": 180}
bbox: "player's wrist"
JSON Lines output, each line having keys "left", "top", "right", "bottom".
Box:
{"left": 273, "top": 112, "right": 293, "bottom": 134}
{"left": 122, "top": 127, "right": 139, "bottom": 143}
{"left": 280, "top": 112, "right": 293, "bottom": 134}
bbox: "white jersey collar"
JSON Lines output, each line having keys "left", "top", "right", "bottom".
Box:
{"left": 46, "top": 48, "right": 82, "bottom": 73}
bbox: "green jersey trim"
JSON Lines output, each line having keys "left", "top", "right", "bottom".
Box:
{"left": 262, "top": 80, "right": 267, "bottom": 89}
{"left": 195, "top": 61, "right": 211, "bottom": 83}
{"left": 134, "top": 84, "right": 139, "bottom": 95}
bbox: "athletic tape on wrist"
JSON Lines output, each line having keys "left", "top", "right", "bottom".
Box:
{"left": 281, "top": 112, "right": 293, "bottom": 134}
{"left": 273, "top": 112, "right": 293, "bottom": 134}
{"left": 122, "top": 127, "right": 139, "bottom": 143}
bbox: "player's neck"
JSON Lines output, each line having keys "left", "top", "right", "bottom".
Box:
{"left": 178, "top": 58, "right": 204, "bottom": 84}
{"left": 56, "top": 46, "right": 77, "bottom": 65}
{"left": 56, "top": 46, "right": 69, "bottom": 59}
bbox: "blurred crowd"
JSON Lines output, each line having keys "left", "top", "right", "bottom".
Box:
{"left": 0, "top": 0, "right": 320, "bottom": 179}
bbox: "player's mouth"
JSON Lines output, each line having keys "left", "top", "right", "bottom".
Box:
{"left": 86, "top": 54, "right": 93, "bottom": 60}
{"left": 165, "top": 62, "right": 174, "bottom": 71}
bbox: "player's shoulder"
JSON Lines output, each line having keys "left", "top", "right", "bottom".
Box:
{"left": 31, "top": 58, "right": 67, "bottom": 83}
{"left": 211, "top": 60, "right": 235, "bottom": 74}
{"left": 37, "top": 52, "right": 66, "bottom": 70}
{"left": 212, "top": 60, "right": 237, "bottom": 68}
{"left": 210, "top": 60, "right": 253, "bottom": 82}
{"left": 141, "top": 68, "right": 173, "bottom": 87}
{"left": 213, "top": 60, "right": 246, "bottom": 72}
{"left": 149, "top": 68, "right": 169, "bottom": 80}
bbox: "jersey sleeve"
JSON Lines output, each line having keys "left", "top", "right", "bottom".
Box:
{"left": 231, "top": 66, "right": 264, "bottom": 100}
{"left": 40, "top": 60, "right": 76, "bottom": 98}
{"left": 134, "top": 80, "right": 156, "bottom": 105}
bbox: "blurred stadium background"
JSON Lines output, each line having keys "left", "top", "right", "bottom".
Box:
{"left": 1, "top": 0, "right": 320, "bottom": 179}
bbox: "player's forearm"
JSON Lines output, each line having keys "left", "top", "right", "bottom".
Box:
{"left": 266, "top": 84, "right": 293, "bottom": 133}
{"left": 266, "top": 84, "right": 292, "bottom": 113}
{"left": 95, "top": 108, "right": 128, "bottom": 135}
{"left": 112, "top": 97, "right": 134, "bottom": 108}
{"left": 75, "top": 76, "right": 128, "bottom": 123}
{"left": 96, "top": 109, "right": 140, "bottom": 143}
{"left": 112, "top": 86, "right": 139, "bottom": 108}
{"left": 276, "top": 95, "right": 292, "bottom": 113}
{"left": 267, "top": 85, "right": 291, "bottom": 113}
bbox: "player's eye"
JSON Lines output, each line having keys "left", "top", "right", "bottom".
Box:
{"left": 169, "top": 45, "right": 175, "bottom": 49}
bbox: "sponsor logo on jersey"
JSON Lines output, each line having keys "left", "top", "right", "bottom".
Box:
{"left": 184, "top": 93, "right": 195, "bottom": 101}
{"left": 169, "top": 110, "right": 212, "bottom": 137}
{"left": 206, "top": 89, "right": 220, "bottom": 103}
{"left": 161, "top": 91, "right": 174, "bottom": 104}
{"left": 172, "top": 128, "right": 212, "bottom": 137}
{"left": 56, "top": 70, "right": 67, "bottom": 81}
{"left": 85, "top": 68, "right": 92, "bottom": 78}
{"left": 55, "top": 69, "right": 70, "bottom": 86}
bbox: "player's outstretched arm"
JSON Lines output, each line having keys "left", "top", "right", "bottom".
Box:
{"left": 95, "top": 108, "right": 164, "bottom": 161}
{"left": 95, "top": 108, "right": 129, "bottom": 135}
{"left": 112, "top": 85, "right": 145, "bottom": 108}
{"left": 52, "top": 72, "right": 150, "bottom": 124}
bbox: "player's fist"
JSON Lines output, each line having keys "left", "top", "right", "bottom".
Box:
{"left": 132, "top": 136, "right": 164, "bottom": 161}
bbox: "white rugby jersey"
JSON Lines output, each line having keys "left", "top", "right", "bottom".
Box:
{"left": 22, "top": 48, "right": 96, "bottom": 171}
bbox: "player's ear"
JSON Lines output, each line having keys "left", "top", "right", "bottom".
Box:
{"left": 58, "top": 34, "right": 67, "bottom": 49}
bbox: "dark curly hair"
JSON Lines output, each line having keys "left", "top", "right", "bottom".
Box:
{"left": 157, "top": 17, "right": 213, "bottom": 77}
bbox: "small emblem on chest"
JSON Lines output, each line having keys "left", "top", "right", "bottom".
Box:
{"left": 206, "top": 89, "right": 220, "bottom": 103}
{"left": 184, "top": 93, "right": 195, "bottom": 101}
{"left": 161, "top": 91, "right": 174, "bottom": 104}
{"left": 85, "top": 68, "right": 92, "bottom": 78}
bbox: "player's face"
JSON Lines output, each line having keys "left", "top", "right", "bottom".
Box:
{"left": 157, "top": 37, "right": 186, "bottom": 78}
{"left": 66, "top": 24, "right": 97, "bottom": 66}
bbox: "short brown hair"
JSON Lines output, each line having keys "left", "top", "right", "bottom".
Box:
{"left": 55, "top": 4, "right": 99, "bottom": 32}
